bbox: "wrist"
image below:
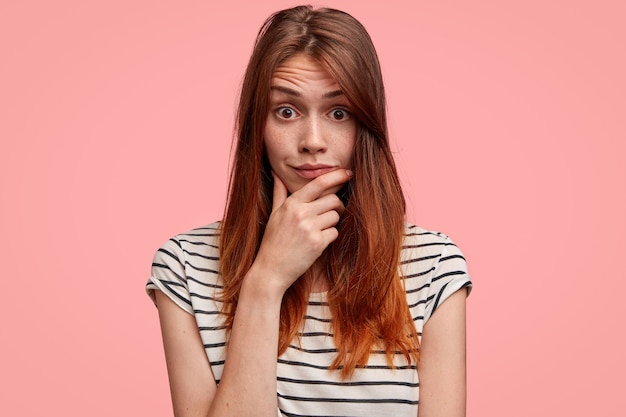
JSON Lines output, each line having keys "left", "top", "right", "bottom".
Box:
{"left": 241, "top": 263, "right": 288, "bottom": 305}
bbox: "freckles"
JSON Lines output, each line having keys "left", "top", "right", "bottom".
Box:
{"left": 264, "top": 124, "right": 282, "bottom": 149}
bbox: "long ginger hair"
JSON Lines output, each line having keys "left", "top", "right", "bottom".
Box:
{"left": 219, "top": 5, "right": 420, "bottom": 378}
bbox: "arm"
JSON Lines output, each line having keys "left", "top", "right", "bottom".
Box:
{"left": 156, "top": 169, "right": 352, "bottom": 417}
{"left": 156, "top": 290, "right": 216, "bottom": 417}
{"left": 417, "top": 289, "right": 468, "bottom": 417}
{"left": 155, "top": 272, "right": 282, "bottom": 417}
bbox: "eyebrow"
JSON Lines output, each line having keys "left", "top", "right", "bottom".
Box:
{"left": 269, "top": 85, "right": 344, "bottom": 99}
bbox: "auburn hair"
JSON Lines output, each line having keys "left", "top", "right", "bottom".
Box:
{"left": 219, "top": 5, "right": 420, "bottom": 378}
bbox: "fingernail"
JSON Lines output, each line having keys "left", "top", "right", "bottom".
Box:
{"left": 346, "top": 169, "right": 353, "bottom": 177}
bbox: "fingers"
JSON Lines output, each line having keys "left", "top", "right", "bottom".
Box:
{"left": 315, "top": 209, "right": 341, "bottom": 231}
{"left": 319, "top": 226, "right": 339, "bottom": 248}
{"left": 293, "top": 169, "right": 353, "bottom": 203}
{"left": 271, "top": 171, "right": 288, "bottom": 214}
{"left": 256, "top": 169, "right": 350, "bottom": 286}
{"left": 307, "top": 192, "right": 345, "bottom": 216}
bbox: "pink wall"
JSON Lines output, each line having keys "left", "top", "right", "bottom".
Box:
{"left": 1, "top": 0, "right": 624, "bottom": 415}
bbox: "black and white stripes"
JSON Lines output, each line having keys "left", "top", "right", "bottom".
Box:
{"left": 147, "top": 222, "right": 471, "bottom": 417}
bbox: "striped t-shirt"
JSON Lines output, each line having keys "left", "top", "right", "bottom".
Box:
{"left": 147, "top": 221, "right": 471, "bottom": 417}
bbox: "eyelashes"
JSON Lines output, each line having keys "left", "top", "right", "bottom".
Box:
{"left": 276, "top": 107, "right": 297, "bottom": 119}
{"left": 273, "top": 106, "right": 352, "bottom": 121}
{"left": 329, "top": 109, "right": 348, "bottom": 121}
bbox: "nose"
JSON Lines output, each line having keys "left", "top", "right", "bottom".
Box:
{"left": 298, "top": 117, "right": 327, "bottom": 154}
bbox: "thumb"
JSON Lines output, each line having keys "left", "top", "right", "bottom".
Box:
{"left": 271, "top": 171, "right": 288, "bottom": 213}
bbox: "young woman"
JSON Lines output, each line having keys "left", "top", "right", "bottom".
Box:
{"left": 147, "top": 6, "right": 471, "bottom": 417}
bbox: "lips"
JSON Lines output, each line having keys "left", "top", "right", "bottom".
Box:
{"left": 293, "top": 164, "right": 336, "bottom": 179}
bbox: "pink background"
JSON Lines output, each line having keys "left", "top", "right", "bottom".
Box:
{"left": 1, "top": 0, "right": 624, "bottom": 415}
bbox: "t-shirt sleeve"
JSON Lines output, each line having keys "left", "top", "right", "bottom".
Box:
{"left": 146, "top": 237, "right": 194, "bottom": 315}
{"left": 423, "top": 236, "right": 472, "bottom": 323}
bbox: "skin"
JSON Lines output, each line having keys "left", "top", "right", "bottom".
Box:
{"left": 419, "top": 289, "right": 468, "bottom": 417}
{"left": 262, "top": 54, "right": 357, "bottom": 290}
{"left": 264, "top": 54, "right": 357, "bottom": 198}
{"left": 155, "top": 54, "right": 468, "bottom": 417}
{"left": 157, "top": 170, "right": 351, "bottom": 417}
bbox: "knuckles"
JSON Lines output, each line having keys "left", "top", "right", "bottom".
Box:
{"left": 285, "top": 203, "right": 309, "bottom": 223}
{"left": 308, "top": 232, "right": 326, "bottom": 251}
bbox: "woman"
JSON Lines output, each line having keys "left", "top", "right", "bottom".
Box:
{"left": 147, "top": 5, "right": 471, "bottom": 417}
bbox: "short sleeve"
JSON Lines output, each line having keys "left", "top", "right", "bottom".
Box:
{"left": 146, "top": 237, "right": 194, "bottom": 315}
{"left": 423, "top": 236, "right": 472, "bottom": 323}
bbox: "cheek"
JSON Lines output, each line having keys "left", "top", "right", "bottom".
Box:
{"left": 264, "top": 141, "right": 285, "bottom": 169}
{"left": 263, "top": 124, "right": 282, "bottom": 164}
{"left": 340, "top": 129, "right": 357, "bottom": 166}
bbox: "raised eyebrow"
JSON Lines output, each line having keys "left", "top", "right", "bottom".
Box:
{"left": 269, "top": 86, "right": 345, "bottom": 100}
{"left": 269, "top": 86, "right": 301, "bottom": 97}
{"left": 322, "top": 89, "right": 344, "bottom": 99}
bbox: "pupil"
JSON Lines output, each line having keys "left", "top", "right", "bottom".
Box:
{"left": 334, "top": 110, "right": 344, "bottom": 120}
{"left": 282, "top": 109, "right": 292, "bottom": 118}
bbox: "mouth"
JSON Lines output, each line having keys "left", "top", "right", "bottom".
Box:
{"left": 293, "top": 164, "right": 336, "bottom": 179}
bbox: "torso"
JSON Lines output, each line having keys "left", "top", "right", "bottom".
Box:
{"left": 147, "top": 221, "right": 471, "bottom": 416}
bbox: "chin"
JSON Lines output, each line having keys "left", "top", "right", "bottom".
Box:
{"left": 284, "top": 181, "right": 342, "bottom": 197}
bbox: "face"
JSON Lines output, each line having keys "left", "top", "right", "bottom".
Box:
{"left": 264, "top": 54, "right": 357, "bottom": 194}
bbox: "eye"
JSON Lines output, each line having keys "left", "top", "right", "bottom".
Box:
{"left": 276, "top": 107, "right": 297, "bottom": 119}
{"left": 329, "top": 109, "right": 349, "bottom": 121}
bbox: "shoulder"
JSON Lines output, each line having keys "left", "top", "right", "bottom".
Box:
{"left": 147, "top": 221, "right": 223, "bottom": 311}
{"left": 401, "top": 222, "right": 462, "bottom": 263}
{"left": 154, "top": 222, "right": 221, "bottom": 260}
{"left": 401, "top": 222, "right": 458, "bottom": 289}
{"left": 168, "top": 221, "right": 222, "bottom": 251}
{"left": 155, "top": 221, "right": 223, "bottom": 282}
{"left": 401, "top": 221, "right": 469, "bottom": 278}
{"left": 401, "top": 222, "right": 472, "bottom": 321}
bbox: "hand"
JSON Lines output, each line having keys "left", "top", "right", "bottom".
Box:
{"left": 250, "top": 169, "right": 353, "bottom": 294}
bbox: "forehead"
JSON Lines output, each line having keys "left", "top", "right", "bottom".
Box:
{"left": 271, "top": 54, "right": 340, "bottom": 92}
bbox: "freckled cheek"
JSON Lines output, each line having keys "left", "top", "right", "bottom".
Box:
{"left": 264, "top": 143, "right": 283, "bottom": 172}
{"left": 339, "top": 129, "right": 357, "bottom": 169}
{"left": 263, "top": 124, "right": 286, "bottom": 164}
